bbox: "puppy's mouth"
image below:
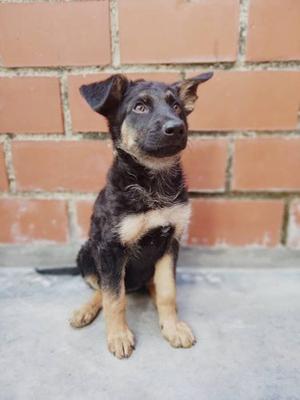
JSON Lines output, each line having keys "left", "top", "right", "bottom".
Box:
{"left": 140, "top": 140, "right": 187, "bottom": 158}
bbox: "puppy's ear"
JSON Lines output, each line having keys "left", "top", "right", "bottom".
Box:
{"left": 79, "top": 74, "right": 129, "bottom": 117}
{"left": 171, "top": 72, "right": 213, "bottom": 115}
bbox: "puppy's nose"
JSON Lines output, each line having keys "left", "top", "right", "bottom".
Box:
{"left": 163, "top": 121, "right": 185, "bottom": 136}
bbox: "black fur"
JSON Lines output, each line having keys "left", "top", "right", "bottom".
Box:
{"left": 77, "top": 73, "right": 213, "bottom": 294}
{"left": 77, "top": 151, "right": 186, "bottom": 293}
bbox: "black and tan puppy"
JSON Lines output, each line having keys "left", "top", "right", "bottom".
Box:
{"left": 69, "top": 72, "right": 213, "bottom": 359}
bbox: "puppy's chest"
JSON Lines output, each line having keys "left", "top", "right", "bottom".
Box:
{"left": 118, "top": 203, "right": 191, "bottom": 246}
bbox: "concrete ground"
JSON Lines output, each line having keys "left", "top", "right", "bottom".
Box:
{"left": 1, "top": 249, "right": 300, "bottom": 400}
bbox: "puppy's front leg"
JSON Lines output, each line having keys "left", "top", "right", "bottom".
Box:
{"left": 103, "top": 281, "right": 135, "bottom": 359}
{"left": 94, "top": 242, "right": 134, "bottom": 359}
{"left": 153, "top": 241, "right": 196, "bottom": 348}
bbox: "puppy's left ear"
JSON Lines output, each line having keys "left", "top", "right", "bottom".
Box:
{"left": 79, "top": 74, "right": 129, "bottom": 118}
{"left": 171, "top": 72, "right": 213, "bottom": 115}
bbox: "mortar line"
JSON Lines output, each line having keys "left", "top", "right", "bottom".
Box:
{"left": 280, "top": 198, "right": 290, "bottom": 245}
{"left": 188, "top": 192, "right": 300, "bottom": 200}
{"left": 59, "top": 72, "right": 73, "bottom": 137}
{"left": 236, "top": 0, "right": 250, "bottom": 67}
{"left": 1, "top": 62, "right": 300, "bottom": 78}
{"left": 188, "top": 131, "right": 300, "bottom": 139}
{"left": 0, "top": 191, "right": 98, "bottom": 200}
{"left": 179, "top": 70, "right": 186, "bottom": 80}
{"left": 7, "top": 133, "right": 110, "bottom": 141}
{"left": 297, "top": 107, "right": 300, "bottom": 130}
{"left": 67, "top": 199, "right": 79, "bottom": 243}
{"left": 225, "top": 136, "right": 234, "bottom": 192}
{"left": 3, "top": 137, "right": 17, "bottom": 193}
{"left": 0, "top": 190, "right": 299, "bottom": 201}
{"left": 109, "top": 0, "right": 121, "bottom": 68}
{"left": 3, "top": 131, "right": 300, "bottom": 142}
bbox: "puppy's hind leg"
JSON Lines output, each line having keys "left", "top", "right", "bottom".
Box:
{"left": 70, "top": 275, "right": 103, "bottom": 328}
{"left": 70, "top": 242, "right": 103, "bottom": 328}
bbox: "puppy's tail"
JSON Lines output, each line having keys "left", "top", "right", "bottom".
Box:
{"left": 35, "top": 266, "right": 80, "bottom": 275}
{"left": 35, "top": 241, "right": 93, "bottom": 276}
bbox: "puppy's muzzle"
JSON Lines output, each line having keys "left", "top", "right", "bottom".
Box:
{"left": 163, "top": 120, "right": 186, "bottom": 137}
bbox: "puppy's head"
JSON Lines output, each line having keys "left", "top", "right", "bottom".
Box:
{"left": 80, "top": 73, "right": 213, "bottom": 166}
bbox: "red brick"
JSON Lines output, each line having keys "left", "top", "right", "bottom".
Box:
{"left": 76, "top": 200, "right": 94, "bottom": 240}
{"left": 12, "top": 141, "right": 113, "bottom": 192}
{"left": 0, "top": 144, "right": 8, "bottom": 191}
{"left": 232, "top": 137, "right": 300, "bottom": 191}
{"left": 182, "top": 138, "right": 228, "bottom": 191}
{"left": 287, "top": 200, "right": 300, "bottom": 249}
{"left": 0, "top": 77, "right": 63, "bottom": 134}
{"left": 118, "top": 0, "right": 239, "bottom": 63}
{"left": 246, "top": 0, "right": 300, "bottom": 61}
{"left": 69, "top": 73, "right": 180, "bottom": 133}
{"left": 187, "top": 71, "right": 300, "bottom": 131}
{"left": 188, "top": 199, "right": 284, "bottom": 247}
{"left": 0, "top": 199, "right": 68, "bottom": 243}
{"left": 0, "top": 2, "right": 111, "bottom": 67}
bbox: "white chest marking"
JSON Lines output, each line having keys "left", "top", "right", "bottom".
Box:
{"left": 118, "top": 203, "right": 191, "bottom": 245}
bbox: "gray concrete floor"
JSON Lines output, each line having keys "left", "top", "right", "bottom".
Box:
{"left": 1, "top": 264, "right": 300, "bottom": 400}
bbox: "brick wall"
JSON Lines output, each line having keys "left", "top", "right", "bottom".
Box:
{"left": 0, "top": 0, "right": 300, "bottom": 248}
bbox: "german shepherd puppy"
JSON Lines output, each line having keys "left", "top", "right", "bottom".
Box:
{"left": 69, "top": 72, "right": 213, "bottom": 359}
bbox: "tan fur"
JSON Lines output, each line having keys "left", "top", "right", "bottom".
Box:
{"left": 153, "top": 253, "right": 196, "bottom": 348}
{"left": 154, "top": 253, "right": 177, "bottom": 321}
{"left": 121, "top": 120, "right": 137, "bottom": 150}
{"left": 178, "top": 81, "right": 198, "bottom": 113}
{"left": 85, "top": 274, "right": 101, "bottom": 291}
{"left": 102, "top": 282, "right": 135, "bottom": 359}
{"left": 119, "top": 120, "right": 179, "bottom": 171}
{"left": 69, "top": 290, "right": 102, "bottom": 328}
{"left": 118, "top": 203, "right": 191, "bottom": 245}
{"left": 139, "top": 154, "right": 179, "bottom": 171}
{"left": 69, "top": 274, "right": 102, "bottom": 328}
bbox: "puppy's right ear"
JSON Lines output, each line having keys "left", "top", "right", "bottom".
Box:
{"left": 79, "top": 74, "right": 128, "bottom": 117}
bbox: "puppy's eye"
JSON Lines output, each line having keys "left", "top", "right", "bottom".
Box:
{"left": 172, "top": 103, "right": 181, "bottom": 114}
{"left": 133, "top": 103, "right": 148, "bottom": 113}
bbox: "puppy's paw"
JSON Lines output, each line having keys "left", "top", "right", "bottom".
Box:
{"left": 107, "top": 327, "right": 135, "bottom": 359}
{"left": 69, "top": 307, "right": 99, "bottom": 328}
{"left": 161, "top": 320, "right": 196, "bottom": 348}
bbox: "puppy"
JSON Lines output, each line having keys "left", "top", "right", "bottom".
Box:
{"left": 69, "top": 72, "right": 213, "bottom": 359}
